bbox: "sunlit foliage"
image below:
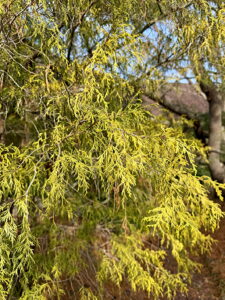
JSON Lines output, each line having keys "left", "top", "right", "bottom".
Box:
{"left": 0, "top": 1, "right": 224, "bottom": 299}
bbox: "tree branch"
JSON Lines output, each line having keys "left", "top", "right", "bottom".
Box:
{"left": 67, "top": 0, "right": 97, "bottom": 61}
{"left": 136, "top": 1, "right": 193, "bottom": 35}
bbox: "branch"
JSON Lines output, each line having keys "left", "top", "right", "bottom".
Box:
{"left": 142, "top": 94, "right": 183, "bottom": 117}
{"left": 67, "top": 0, "right": 97, "bottom": 61}
{"left": 142, "top": 90, "right": 209, "bottom": 145}
{"left": 137, "top": 1, "right": 193, "bottom": 35}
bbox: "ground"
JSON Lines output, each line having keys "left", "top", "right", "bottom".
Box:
{"left": 174, "top": 202, "right": 225, "bottom": 300}
{"left": 59, "top": 202, "right": 225, "bottom": 300}
{"left": 105, "top": 201, "right": 225, "bottom": 300}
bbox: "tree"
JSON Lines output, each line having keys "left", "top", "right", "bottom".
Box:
{"left": 0, "top": 1, "right": 224, "bottom": 299}
{"left": 134, "top": 0, "right": 225, "bottom": 184}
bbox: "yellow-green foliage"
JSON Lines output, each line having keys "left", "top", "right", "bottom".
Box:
{"left": 98, "top": 234, "right": 189, "bottom": 299}
{"left": 0, "top": 1, "right": 224, "bottom": 299}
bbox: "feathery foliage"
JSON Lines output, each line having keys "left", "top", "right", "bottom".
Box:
{"left": 0, "top": 1, "right": 224, "bottom": 299}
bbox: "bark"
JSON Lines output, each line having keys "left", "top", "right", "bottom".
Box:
{"left": 142, "top": 80, "right": 225, "bottom": 183}
{"left": 0, "top": 118, "right": 4, "bottom": 143}
{"left": 199, "top": 82, "right": 225, "bottom": 182}
{"left": 189, "top": 58, "right": 225, "bottom": 183}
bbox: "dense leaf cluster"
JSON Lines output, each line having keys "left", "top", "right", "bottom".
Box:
{"left": 0, "top": 1, "right": 224, "bottom": 299}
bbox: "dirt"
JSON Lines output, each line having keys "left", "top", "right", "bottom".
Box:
{"left": 59, "top": 203, "right": 225, "bottom": 300}
{"left": 174, "top": 204, "right": 225, "bottom": 300}
{"left": 107, "top": 203, "right": 225, "bottom": 300}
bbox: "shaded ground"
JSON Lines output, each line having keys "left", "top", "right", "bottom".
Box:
{"left": 105, "top": 204, "right": 225, "bottom": 300}
{"left": 174, "top": 203, "right": 225, "bottom": 300}
{"left": 59, "top": 202, "right": 225, "bottom": 300}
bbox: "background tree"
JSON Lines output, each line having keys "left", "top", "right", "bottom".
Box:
{"left": 132, "top": 0, "right": 225, "bottom": 183}
{"left": 0, "top": 1, "right": 224, "bottom": 299}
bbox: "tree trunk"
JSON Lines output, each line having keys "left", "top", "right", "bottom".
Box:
{"left": 200, "top": 82, "right": 225, "bottom": 182}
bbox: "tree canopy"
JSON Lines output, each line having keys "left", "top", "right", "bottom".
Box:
{"left": 0, "top": 1, "right": 225, "bottom": 299}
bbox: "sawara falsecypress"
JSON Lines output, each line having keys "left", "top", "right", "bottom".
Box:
{"left": 0, "top": 1, "right": 224, "bottom": 299}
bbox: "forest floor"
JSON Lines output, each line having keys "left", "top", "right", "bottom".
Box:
{"left": 107, "top": 201, "right": 225, "bottom": 300}
{"left": 174, "top": 202, "right": 225, "bottom": 300}
{"left": 60, "top": 202, "right": 225, "bottom": 300}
